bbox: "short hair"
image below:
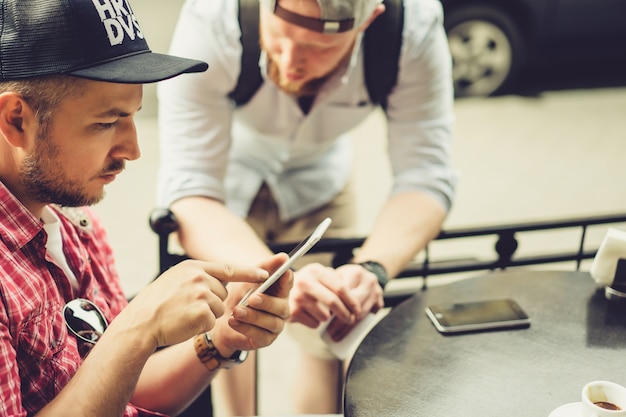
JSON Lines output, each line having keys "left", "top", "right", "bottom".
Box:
{"left": 0, "top": 75, "right": 88, "bottom": 134}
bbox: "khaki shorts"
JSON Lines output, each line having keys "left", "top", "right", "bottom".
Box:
{"left": 246, "top": 181, "right": 357, "bottom": 359}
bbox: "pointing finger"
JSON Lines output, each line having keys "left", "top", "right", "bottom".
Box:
{"left": 199, "top": 261, "right": 269, "bottom": 284}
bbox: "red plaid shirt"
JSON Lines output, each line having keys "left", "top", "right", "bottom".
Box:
{"left": 0, "top": 182, "right": 165, "bottom": 417}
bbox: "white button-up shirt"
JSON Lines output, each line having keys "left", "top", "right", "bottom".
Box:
{"left": 157, "top": 0, "right": 457, "bottom": 222}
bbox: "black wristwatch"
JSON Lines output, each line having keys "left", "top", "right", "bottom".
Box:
{"left": 357, "top": 260, "right": 389, "bottom": 290}
{"left": 194, "top": 333, "right": 248, "bottom": 371}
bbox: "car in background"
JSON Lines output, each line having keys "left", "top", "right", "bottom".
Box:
{"left": 441, "top": 0, "right": 626, "bottom": 97}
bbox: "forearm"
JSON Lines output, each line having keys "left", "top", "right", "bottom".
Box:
{"left": 353, "top": 190, "right": 446, "bottom": 278}
{"left": 35, "top": 322, "right": 156, "bottom": 416}
{"left": 131, "top": 339, "right": 216, "bottom": 416}
{"left": 132, "top": 257, "right": 292, "bottom": 415}
{"left": 171, "top": 196, "right": 272, "bottom": 264}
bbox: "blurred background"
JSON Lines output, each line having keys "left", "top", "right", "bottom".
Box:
{"left": 94, "top": 1, "right": 626, "bottom": 415}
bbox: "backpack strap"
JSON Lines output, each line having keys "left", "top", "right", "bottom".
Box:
{"left": 227, "top": 0, "right": 263, "bottom": 106}
{"left": 363, "top": 0, "right": 404, "bottom": 110}
{"left": 228, "top": 0, "right": 404, "bottom": 109}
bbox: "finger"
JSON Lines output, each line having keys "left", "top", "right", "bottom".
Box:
{"left": 206, "top": 291, "right": 227, "bottom": 321}
{"left": 290, "top": 289, "right": 334, "bottom": 324}
{"left": 265, "top": 269, "right": 294, "bottom": 298}
{"left": 289, "top": 308, "right": 322, "bottom": 328}
{"left": 349, "top": 284, "right": 384, "bottom": 317}
{"left": 373, "top": 297, "right": 385, "bottom": 314}
{"left": 246, "top": 292, "right": 291, "bottom": 320}
{"left": 294, "top": 270, "right": 354, "bottom": 317}
{"left": 313, "top": 285, "right": 357, "bottom": 323}
{"left": 227, "top": 317, "right": 279, "bottom": 350}
{"left": 321, "top": 276, "right": 362, "bottom": 315}
{"left": 198, "top": 260, "right": 269, "bottom": 284}
{"left": 325, "top": 317, "right": 356, "bottom": 342}
{"left": 231, "top": 304, "right": 286, "bottom": 335}
{"left": 258, "top": 252, "right": 290, "bottom": 274}
{"left": 227, "top": 307, "right": 284, "bottom": 350}
{"left": 312, "top": 269, "right": 361, "bottom": 319}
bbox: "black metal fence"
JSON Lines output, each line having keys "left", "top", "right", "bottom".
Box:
{"left": 149, "top": 209, "right": 626, "bottom": 306}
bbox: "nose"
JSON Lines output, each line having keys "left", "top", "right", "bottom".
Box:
{"left": 112, "top": 119, "right": 141, "bottom": 162}
{"left": 281, "top": 40, "right": 306, "bottom": 70}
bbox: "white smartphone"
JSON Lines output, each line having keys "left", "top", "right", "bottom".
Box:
{"left": 238, "top": 217, "right": 332, "bottom": 307}
{"left": 425, "top": 298, "right": 530, "bottom": 334}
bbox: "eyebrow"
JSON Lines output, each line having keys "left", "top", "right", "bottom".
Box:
{"left": 94, "top": 106, "right": 142, "bottom": 118}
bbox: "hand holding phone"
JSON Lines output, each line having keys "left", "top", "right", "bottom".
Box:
{"left": 238, "top": 217, "right": 332, "bottom": 307}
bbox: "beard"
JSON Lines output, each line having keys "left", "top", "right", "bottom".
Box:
{"left": 266, "top": 56, "right": 329, "bottom": 97}
{"left": 19, "top": 132, "right": 124, "bottom": 207}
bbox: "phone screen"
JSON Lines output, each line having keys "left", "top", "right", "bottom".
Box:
{"left": 425, "top": 298, "right": 530, "bottom": 334}
{"left": 238, "top": 217, "right": 332, "bottom": 307}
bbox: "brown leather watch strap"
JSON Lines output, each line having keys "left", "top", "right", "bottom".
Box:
{"left": 193, "top": 333, "right": 248, "bottom": 371}
{"left": 194, "top": 333, "right": 222, "bottom": 372}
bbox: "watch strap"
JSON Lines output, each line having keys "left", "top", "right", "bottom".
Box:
{"left": 357, "top": 260, "right": 389, "bottom": 290}
{"left": 193, "top": 333, "right": 247, "bottom": 371}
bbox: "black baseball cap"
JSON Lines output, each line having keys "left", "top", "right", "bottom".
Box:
{"left": 0, "top": 0, "right": 208, "bottom": 83}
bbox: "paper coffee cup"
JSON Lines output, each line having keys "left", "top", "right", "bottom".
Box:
{"left": 590, "top": 228, "right": 626, "bottom": 288}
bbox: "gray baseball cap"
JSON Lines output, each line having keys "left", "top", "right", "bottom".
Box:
{"left": 260, "top": 0, "right": 383, "bottom": 34}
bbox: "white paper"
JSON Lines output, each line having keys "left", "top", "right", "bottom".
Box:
{"left": 319, "top": 312, "right": 383, "bottom": 361}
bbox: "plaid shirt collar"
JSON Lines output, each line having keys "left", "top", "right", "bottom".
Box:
{"left": 0, "top": 180, "right": 44, "bottom": 252}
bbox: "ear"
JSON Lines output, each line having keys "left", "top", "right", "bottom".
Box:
{"left": 358, "top": 4, "right": 386, "bottom": 32}
{"left": 0, "top": 92, "right": 35, "bottom": 149}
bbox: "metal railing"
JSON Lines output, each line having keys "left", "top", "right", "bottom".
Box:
{"left": 149, "top": 209, "right": 626, "bottom": 306}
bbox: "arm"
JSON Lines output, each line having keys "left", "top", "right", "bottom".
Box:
{"left": 293, "top": 191, "right": 445, "bottom": 341}
{"left": 301, "top": 0, "right": 456, "bottom": 339}
{"left": 33, "top": 260, "right": 269, "bottom": 416}
{"left": 172, "top": 196, "right": 273, "bottom": 265}
{"left": 355, "top": 0, "right": 456, "bottom": 278}
{"left": 157, "top": 0, "right": 272, "bottom": 267}
{"left": 130, "top": 254, "right": 292, "bottom": 416}
{"left": 352, "top": 190, "right": 446, "bottom": 277}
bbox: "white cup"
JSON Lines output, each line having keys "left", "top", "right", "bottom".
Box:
{"left": 582, "top": 381, "right": 626, "bottom": 416}
{"left": 590, "top": 228, "right": 626, "bottom": 288}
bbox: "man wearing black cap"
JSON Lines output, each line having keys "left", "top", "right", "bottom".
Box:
{"left": 158, "top": 0, "right": 457, "bottom": 414}
{"left": 0, "top": 0, "right": 293, "bottom": 416}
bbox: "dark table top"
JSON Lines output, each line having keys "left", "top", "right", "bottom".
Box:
{"left": 343, "top": 270, "right": 626, "bottom": 417}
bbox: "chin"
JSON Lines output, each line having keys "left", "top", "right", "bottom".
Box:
{"left": 278, "top": 79, "right": 305, "bottom": 96}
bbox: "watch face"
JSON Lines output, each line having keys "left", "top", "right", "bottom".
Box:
{"left": 235, "top": 350, "right": 249, "bottom": 363}
{"left": 221, "top": 350, "right": 248, "bottom": 369}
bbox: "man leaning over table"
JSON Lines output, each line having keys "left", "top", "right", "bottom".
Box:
{"left": 0, "top": 0, "right": 293, "bottom": 416}
{"left": 157, "top": 0, "right": 458, "bottom": 414}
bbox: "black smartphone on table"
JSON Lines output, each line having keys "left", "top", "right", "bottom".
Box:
{"left": 425, "top": 298, "right": 530, "bottom": 334}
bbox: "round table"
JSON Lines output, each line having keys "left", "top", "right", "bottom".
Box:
{"left": 344, "top": 270, "right": 626, "bottom": 417}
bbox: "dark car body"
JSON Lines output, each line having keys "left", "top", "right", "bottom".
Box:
{"left": 440, "top": 0, "right": 626, "bottom": 96}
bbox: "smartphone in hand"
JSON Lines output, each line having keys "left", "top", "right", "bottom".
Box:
{"left": 238, "top": 217, "right": 332, "bottom": 307}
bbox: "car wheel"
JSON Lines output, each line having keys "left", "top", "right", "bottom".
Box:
{"left": 444, "top": 5, "right": 526, "bottom": 97}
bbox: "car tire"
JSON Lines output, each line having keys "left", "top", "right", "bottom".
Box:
{"left": 444, "top": 5, "right": 526, "bottom": 97}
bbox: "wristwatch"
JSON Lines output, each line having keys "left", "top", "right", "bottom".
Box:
{"left": 193, "top": 333, "right": 248, "bottom": 371}
{"left": 357, "top": 260, "right": 389, "bottom": 290}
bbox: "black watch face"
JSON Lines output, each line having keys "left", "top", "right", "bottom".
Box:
{"left": 233, "top": 350, "right": 248, "bottom": 363}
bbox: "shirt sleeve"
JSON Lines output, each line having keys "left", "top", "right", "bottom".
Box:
{"left": 385, "top": 0, "right": 458, "bottom": 211}
{"left": 156, "top": 0, "right": 241, "bottom": 208}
